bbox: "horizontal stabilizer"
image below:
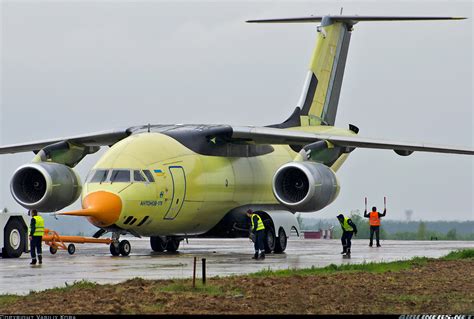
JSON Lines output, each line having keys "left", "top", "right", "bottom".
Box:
{"left": 247, "top": 15, "right": 466, "bottom": 24}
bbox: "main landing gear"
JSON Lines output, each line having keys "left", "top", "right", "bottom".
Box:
{"left": 150, "top": 236, "right": 182, "bottom": 253}
{"left": 109, "top": 232, "right": 131, "bottom": 256}
{"left": 263, "top": 224, "right": 288, "bottom": 254}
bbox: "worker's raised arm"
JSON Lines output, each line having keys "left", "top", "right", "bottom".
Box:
{"left": 363, "top": 210, "right": 369, "bottom": 218}
{"left": 380, "top": 209, "right": 386, "bottom": 217}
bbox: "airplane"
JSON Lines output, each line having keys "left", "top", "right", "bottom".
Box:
{"left": 0, "top": 14, "right": 472, "bottom": 257}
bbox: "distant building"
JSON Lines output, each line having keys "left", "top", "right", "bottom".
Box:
{"left": 303, "top": 227, "right": 334, "bottom": 239}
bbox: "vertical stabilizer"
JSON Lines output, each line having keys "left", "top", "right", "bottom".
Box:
{"left": 248, "top": 15, "right": 465, "bottom": 128}
{"left": 297, "top": 18, "right": 351, "bottom": 126}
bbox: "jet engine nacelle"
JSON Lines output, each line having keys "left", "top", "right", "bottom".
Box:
{"left": 272, "top": 161, "right": 340, "bottom": 212}
{"left": 10, "top": 162, "right": 82, "bottom": 212}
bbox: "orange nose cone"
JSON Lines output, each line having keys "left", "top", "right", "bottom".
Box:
{"left": 82, "top": 191, "right": 122, "bottom": 227}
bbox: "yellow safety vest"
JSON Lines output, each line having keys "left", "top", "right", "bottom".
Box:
{"left": 251, "top": 214, "right": 265, "bottom": 231}
{"left": 339, "top": 217, "right": 354, "bottom": 232}
{"left": 33, "top": 215, "right": 45, "bottom": 237}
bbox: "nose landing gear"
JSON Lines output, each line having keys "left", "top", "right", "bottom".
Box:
{"left": 109, "top": 232, "right": 131, "bottom": 256}
{"left": 108, "top": 233, "right": 183, "bottom": 256}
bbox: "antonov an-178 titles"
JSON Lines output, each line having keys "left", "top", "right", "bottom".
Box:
{"left": 1, "top": 15, "right": 472, "bottom": 257}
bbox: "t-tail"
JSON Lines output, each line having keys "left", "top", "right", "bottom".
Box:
{"left": 248, "top": 15, "right": 465, "bottom": 128}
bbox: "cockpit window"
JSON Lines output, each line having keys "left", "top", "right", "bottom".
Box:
{"left": 85, "top": 170, "right": 94, "bottom": 183}
{"left": 90, "top": 170, "right": 109, "bottom": 183}
{"left": 111, "top": 170, "right": 131, "bottom": 183}
{"left": 133, "top": 170, "right": 146, "bottom": 182}
{"left": 143, "top": 170, "right": 155, "bottom": 182}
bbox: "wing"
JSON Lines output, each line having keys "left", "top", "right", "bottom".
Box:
{"left": 231, "top": 126, "right": 474, "bottom": 156}
{"left": 1, "top": 124, "right": 472, "bottom": 156}
{"left": 0, "top": 129, "right": 130, "bottom": 155}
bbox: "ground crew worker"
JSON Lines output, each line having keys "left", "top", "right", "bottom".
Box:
{"left": 336, "top": 214, "right": 357, "bottom": 257}
{"left": 364, "top": 206, "right": 386, "bottom": 247}
{"left": 246, "top": 209, "right": 265, "bottom": 260}
{"left": 29, "top": 209, "right": 44, "bottom": 265}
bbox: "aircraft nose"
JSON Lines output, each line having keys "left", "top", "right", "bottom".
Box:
{"left": 82, "top": 191, "right": 122, "bottom": 227}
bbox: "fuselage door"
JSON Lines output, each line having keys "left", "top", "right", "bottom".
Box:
{"left": 163, "top": 166, "right": 186, "bottom": 220}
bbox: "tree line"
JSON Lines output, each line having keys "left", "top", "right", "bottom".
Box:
{"left": 297, "top": 213, "right": 474, "bottom": 240}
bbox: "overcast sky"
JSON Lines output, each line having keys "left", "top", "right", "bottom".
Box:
{"left": 1, "top": 1, "right": 472, "bottom": 230}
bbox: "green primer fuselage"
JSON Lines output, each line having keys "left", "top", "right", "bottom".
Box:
{"left": 83, "top": 125, "right": 354, "bottom": 236}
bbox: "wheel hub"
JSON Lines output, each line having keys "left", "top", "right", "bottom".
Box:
{"left": 9, "top": 229, "right": 21, "bottom": 250}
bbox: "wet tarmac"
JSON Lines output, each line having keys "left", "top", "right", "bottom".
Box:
{"left": 1, "top": 238, "right": 472, "bottom": 295}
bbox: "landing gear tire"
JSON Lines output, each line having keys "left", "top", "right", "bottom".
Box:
{"left": 49, "top": 246, "right": 58, "bottom": 255}
{"left": 119, "top": 240, "right": 131, "bottom": 256}
{"left": 2, "top": 219, "right": 25, "bottom": 258}
{"left": 264, "top": 226, "right": 276, "bottom": 254}
{"left": 274, "top": 228, "right": 287, "bottom": 253}
{"left": 67, "top": 244, "right": 76, "bottom": 255}
{"left": 165, "top": 238, "right": 180, "bottom": 252}
{"left": 150, "top": 236, "right": 167, "bottom": 252}
{"left": 110, "top": 243, "right": 120, "bottom": 256}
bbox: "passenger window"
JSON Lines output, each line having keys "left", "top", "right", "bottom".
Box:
{"left": 90, "top": 170, "right": 109, "bottom": 183}
{"left": 111, "top": 170, "right": 131, "bottom": 183}
{"left": 143, "top": 170, "right": 155, "bottom": 182}
{"left": 133, "top": 170, "right": 146, "bottom": 182}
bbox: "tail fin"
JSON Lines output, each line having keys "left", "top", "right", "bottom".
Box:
{"left": 249, "top": 15, "right": 465, "bottom": 127}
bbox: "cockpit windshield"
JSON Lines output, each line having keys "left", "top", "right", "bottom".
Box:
{"left": 133, "top": 170, "right": 146, "bottom": 182}
{"left": 110, "top": 170, "right": 131, "bottom": 183}
{"left": 87, "top": 169, "right": 155, "bottom": 184}
{"left": 143, "top": 170, "right": 155, "bottom": 182}
{"left": 90, "top": 170, "right": 109, "bottom": 183}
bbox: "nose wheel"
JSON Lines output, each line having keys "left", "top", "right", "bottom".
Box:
{"left": 110, "top": 243, "right": 120, "bottom": 256}
{"left": 119, "top": 240, "right": 131, "bottom": 256}
{"left": 109, "top": 240, "right": 131, "bottom": 256}
{"left": 110, "top": 232, "right": 131, "bottom": 256}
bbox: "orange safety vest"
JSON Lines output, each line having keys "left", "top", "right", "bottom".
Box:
{"left": 369, "top": 211, "right": 381, "bottom": 226}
